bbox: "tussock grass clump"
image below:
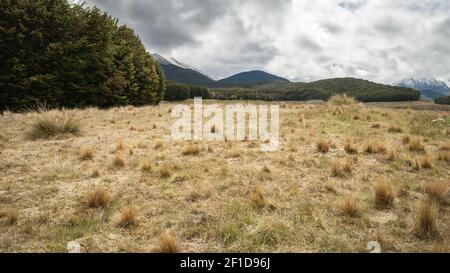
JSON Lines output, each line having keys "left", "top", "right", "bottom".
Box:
{"left": 437, "top": 151, "right": 450, "bottom": 162}
{"left": 115, "top": 140, "right": 126, "bottom": 152}
{"left": 331, "top": 158, "right": 353, "bottom": 177}
{"left": 365, "top": 143, "right": 387, "bottom": 154}
{"left": 371, "top": 123, "right": 381, "bottom": 129}
{"left": 152, "top": 232, "right": 181, "bottom": 253}
{"left": 375, "top": 180, "right": 395, "bottom": 208}
{"left": 388, "top": 125, "right": 403, "bottom": 133}
{"left": 28, "top": 111, "right": 80, "bottom": 140}
{"left": 414, "top": 200, "right": 438, "bottom": 237}
{"left": 328, "top": 94, "right": 358, "bottom": 106}
{"left": 250, "top": 186, "right": 266, "bottom": 208}
{"left": 387, "top": 150, "right": 399, "bottom": 161}
{"left": 140, "top": 159, "right": 152, "bottom": 172}
{"left": 325, "top": 180, "right": 337, "bottom": 193}
{"left": 439, "top": 143, "right": 450, "bottom": 151}
{"left": 408, "top": 137, "right": 425, "bottom": 152}
{"left": 339, "top": 196, "right": 360, "bottom": 218}
{"left": 420, "top": 156, "right": 433, "bottom": 169}
{"left": 117, "top": 206, "right": 139, "bottom": 228}
{"left": 0, "top": 210, "right": 18, "bottom": 225}
{"left": 317, "top": 140, "right": 330, "bottom": 153}
{"left": 78, "top": 147, "right": 94, "bottom": 161}
{"left": 424, "top": 181, "right": 449, "bottom": 204}
{"left": 344, "top": 140, "right": 358, "bottom": 154}
{"left": 182, "top": 143, "right": 201, "bottom": 156}
{"left": 85, "top": 187, "right": 111, "bottom": 209}
{"left": 159, "top": 163, "right": 172, "bottom": 178}
{"left": 91, "top": 168, "right": 101, "bottom": 178}
{"left": 402, "top": 135, "right": 411, "bottom": 145}
{"left": 113, "top": 153, "right": 126, "bottom": 168}
{"left": 154, "top": 141, "right": 164, "bottom": 150}
{"left": 230, "top": 148, "right": 241, "bottom": 158}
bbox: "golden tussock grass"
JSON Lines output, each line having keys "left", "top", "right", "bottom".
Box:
{"left": 388, "top": 125, "right": 403, "bottom": 133}
{"left": 339, "top": 196, "right": 360, "bottom": 218}
{"left": 0, "top": 210, "right": 18, "bottom": 225}
{"left": 365, "top": 142, "right": 387, "bottom": 154}
{"left": 439, "top": 143, "right": 450, "bottom": 151}
{"left": 402, "top": 135, "right": 411, "bottom": 145}
{"left": 78, "top": 147, "right": 94, "bottom": 161}
{"left": 371, "top": 123, "right": 381, "bottom": 129}
{"left": 375, "top": 179, "right": 395, "bottom": 208}
{"left": 414, "top": 200, "right": 439, "bottom": 237}
{"left": 317, "top": 140, "right": 331, "bottom": 153}
{"left": 140, "top": 159, "right": 152, "bottom": 172}
{"left": 229, "top": 148, "right": 242, "bottom": 158}
{"left": 328, "top": 94, "right": 358, "bottom": 106}
{"left": 91, "top": 168, "right": 101, "bottom": 178}
{"left": 325, "top": 180, "right": 337, "bottom": 193}
{"left": 344, "top": 140, "right": 358, "bottom": 154}
{"left": 115, "top": 140, "right": 126, "bottom": 152}
{"left": 113, "top": 153, "right": 126, "bottom": 168}
{"left": 154, "top": 141, "right": 164, "bottom": 150}
{"left": 331, "top": 158, "right": 353, "bottom": 178}
{"left": 420, "top": 156, "right": 433, "bottom": 169}
{"left": 85, "top": 187, "right": 111, "bottom": 209}
{"left": 408, "top": 137, "right": 425, "bottom": 152}
{"left": 250, "top": 186, "right": 266, "bottom": 208}
{"left": 152, "top": 232, "right": 181, "bottom": 253}
{"left": 28, "top": 111, "right": 81, "bottom": 140}
{"left": 117, "top": 206, "right": 139, "bottom": 228}
{"left": 182, "top": 143, "right": 201, "bottom": 156}
{"left": 159, "top": 163, "right": 172, "bottom": 178}
{"left": 424, "top": 181, "right": 450, "bottom": 204}
{"left": 437, "top": 151, "right": 450, "bottom": 162}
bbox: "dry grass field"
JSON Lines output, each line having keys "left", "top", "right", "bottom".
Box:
{"left": 0, "top": 99, "right": 449, "bottom": 253}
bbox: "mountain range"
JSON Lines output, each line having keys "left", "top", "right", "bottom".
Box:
{"left": 153, "top": 54, "right": 289, "bottom": 87}
{"left": 393, "top": 78, "right": 450, "bottom": 100}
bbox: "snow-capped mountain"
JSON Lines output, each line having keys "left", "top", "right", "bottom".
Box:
{"left": 152, "top": 54, "right": 212, "bottom": 80}
{"left": 393, "top": 78, "right": 450, "bottom": 100}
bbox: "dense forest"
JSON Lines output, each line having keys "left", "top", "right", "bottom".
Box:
{"left": 210, "top": 78, "right": 421, "bottom": 102}
{"left": 0, "top": 0, "right": 165, "bottom": 111}
{"left": 164, "top": 82, "right": 211, "bottom": 101}
{"left": 435, "top": 96, "right": 450, "bottom": 105}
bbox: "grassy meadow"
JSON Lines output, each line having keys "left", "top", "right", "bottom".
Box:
{"left": 0, "top": 99, "right": 449, "bottom": 253}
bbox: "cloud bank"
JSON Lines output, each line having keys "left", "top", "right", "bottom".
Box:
{"left": 87, "top": 0, "right": 450, "bottom": 83}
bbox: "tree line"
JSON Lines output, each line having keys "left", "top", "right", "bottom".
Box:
{"left": 0, "top": 0, "right": 165, "bottom": 111}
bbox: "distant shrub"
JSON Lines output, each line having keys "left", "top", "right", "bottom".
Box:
{"left": 435, "top": 96, "right": 450, "bottom": 105}
{"left": 164, "top": 84, "right": 190, "bottom": 101}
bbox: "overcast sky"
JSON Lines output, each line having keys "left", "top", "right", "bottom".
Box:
{"left": 86, "top": 0, "right": 450, "bottom": 83}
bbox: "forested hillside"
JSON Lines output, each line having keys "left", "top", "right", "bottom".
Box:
{"left": 0, "top": 0, "right": 165, "bottom": 111}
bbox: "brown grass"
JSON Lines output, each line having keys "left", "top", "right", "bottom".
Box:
{"left": 424, "top": 181, "right": 450, "bottom": 204}
{"left": 339, "top": 196, "right": 360, "bottom": 217}
{"left": 113, "top": 153, "right": 126, "bottom": 167}
{"left": 388, "top": 125, "right": 403, "bottom": 133}
{"left": 344, "top": 141, "right": 358, "bottom": 154}
{"left": 28, "top": 111, "right": 81, "bottom": 140}
{"left": 159, "top": 163, "right": 172, "bottom": 178}
{"left": 420, "top": 156, "right": 433, "bottom": 169}
{"left": 414, "top": 200, "right": 438, "bottom": 237}
{"left": 140, "top": 159, "right": 152, "bottom": 172}
{"left": 437, "top": 151, "right": 450, "bottom": 162}
{"left": 85, "top": 187, "right": 111, "bottom": 209}
{"left": 230, "top": 148, "right": 241, "bottom": 158}
{"left": 365, "top": 143, "right": 387, "bottom": 154}
{"left": 0, "top": 210, "right": 18, "bottom": 225}
{"left": 250, "top": 186, "right": 266, "bottom": 208}
{"left": 78, "top": 147, "right": 94, "bottom": 161}
{"left": 154, "top": 141, "right": 164, "bottom": 150}
{"left": 408, "top": 137, "right": 425, "bottom": 152}
{"left": 117, "top": 206, "right": 139, "bottom": 228}
{"left": 182, "top": 143, "right": 201, "bottom": 156}
{"left": 439, "top": 143, "right": 450, "bottom": 151}
{"left": 375, "top": 179, "right": 395, "bottom": 208}
{"left": 317, "top": 140, "right": 330, "bottom": 153}
{"left": 331, "top": 159, "right": 353, "bottom": 178}
{"left": 371, "top": 123, "right": 381, "bottom": 129}
{"left": 152, "top": 232, "right": 181, "bottom": 253}
{"left": 402, "top": 135, "right": 411, "bottom": 145}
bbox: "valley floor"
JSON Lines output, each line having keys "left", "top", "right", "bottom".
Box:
{"left": 0, "top": 100, "right": 449, "bottom": 253}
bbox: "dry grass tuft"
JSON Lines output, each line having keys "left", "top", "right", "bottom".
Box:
{"left": 420, "top": 156, "right": 433, "bottom": 169}
{"left": 331, "top": 158, "right": 353, "bottom": 177}
{"left": 0, "top": 210, "right": 18, "bottom": 225}
{"left": 113, "top": 153, "right": 126, "bottom": 167}
{"left": 328, "top": 94, "right": 358, "bottom": 106}
{"left": 91, "top": 168, "right": 101, "bottom": 178}
{"left": 388, "top": 125, "right": 403, "bottom": 133}
{"left": 140, "top": 159, "right": 152, "bottom": 172}
{"left": 78, "top": 147, "right": 94, "bottom": 161}
{"left": 437, "top": 151, "right": 450, "bottom": 162}
{"left": 371, "top": 123, "right": 381, "bottom": 129}
{"left": 325, "top": 180, "right": 337, "bottom": 193}
{"left": 339, "top": 196, "right": 360, "bottom": 217}
{"left": 117, "top": 206, "right": 139, "bottom": 228}
{"left": 152, "top": 232, "right": 181, "bottom": 253}
{"left": 115, "top": 140, "right": 126, "bottom": 152}
{"left": 375, "top": 179, "right": 395, "bottom": 208}
{"left": 439, "top": 143, "right": 450, "bottom": 151}
{"left": 365, "top": 143, "right": 387, "bottom": 154}
{"left": 424, "top": 181, "right": 449, "bottom": 204}
{"left": 230, "top": 148, "right": 242, "bottom": 158}
{"left": 344, "top": 140, "right": 358, "bottom": 154}
{"left": 414, "top": 200, "right": 439, "bottom": 237}
{"left": 402, "top": 135, "right": 411, "bottom": 145}
{"left": 182, "top": 143, "right": 201, "bottom": 156}
{"left": 317, "top": 140, "right": 331, "bottom": 153}
{"left": 408, "top": 137, "right": 425, "bottom": 152}
{"left": 154, "top": 141, "right": 164, "bottom": 150}
{"left": 85, "top": 187, "right": 111, "bottom": 209}
{"left": 250, "top": 186, "right": 266, "bottom": 208}
{"left": 159, "top": 163, "right": 172, "bottom": 178}
{"left": 28, "top": 111, "right": 80, "bottom": 140}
